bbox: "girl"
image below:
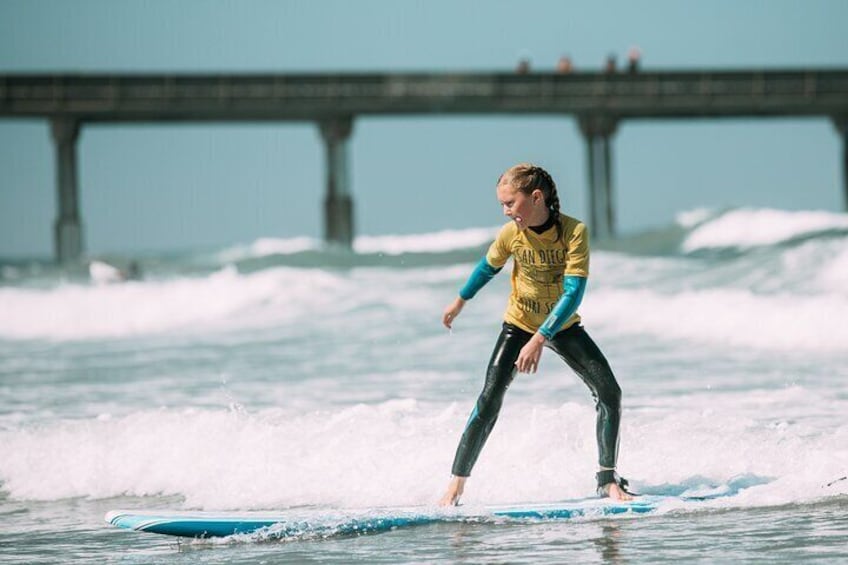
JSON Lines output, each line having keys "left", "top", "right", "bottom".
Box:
{"left": 439, "top": 163, "right": 632, "bottom": 506}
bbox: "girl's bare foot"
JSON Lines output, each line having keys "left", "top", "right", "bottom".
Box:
{"left": 597, "top": 469, "right": 635, "bottom": 501}
{"left": 438, "top": 476, "right": 467, "bottom": 506}
{"left": 605, "top": 481, "right": 634, "bottom": 501}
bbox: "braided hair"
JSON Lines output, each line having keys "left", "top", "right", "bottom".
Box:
{"left": 497, "top": 163, "right": 564, "bottom": 241}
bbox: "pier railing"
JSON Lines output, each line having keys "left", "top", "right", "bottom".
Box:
{"left": 3, "top": 70, "right": 848, "bottom": 120}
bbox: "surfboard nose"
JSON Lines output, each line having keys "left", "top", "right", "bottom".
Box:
{"left": 104, "top": 510, "right": 155, "bottom": 531}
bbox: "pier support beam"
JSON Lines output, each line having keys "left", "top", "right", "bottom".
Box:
{"left": 51, "top": 118, "right": 83, "bottom": 263}
{"left": 319, "top": 117, "right": 354, "bottom": 248}
{"left": 835, "top": 117, "right": 848, "bottom": 211}
{"left": 578, "top": 115, "right": 618, "bottom": 240}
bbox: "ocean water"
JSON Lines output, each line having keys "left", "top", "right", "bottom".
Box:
{"left": 1, "top": 207, "right": 847, "bottom": 564}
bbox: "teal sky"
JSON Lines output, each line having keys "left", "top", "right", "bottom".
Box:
{"left": 1, "top": 0, "right": 847, "bottom": 257}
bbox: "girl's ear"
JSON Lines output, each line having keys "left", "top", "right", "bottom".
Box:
{"left": 532, "top": 189, "right": 545, "bottom": 205}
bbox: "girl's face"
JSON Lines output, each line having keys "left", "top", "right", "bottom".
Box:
{"left": 496, "top": 183, "right": 546, "bottom": 231}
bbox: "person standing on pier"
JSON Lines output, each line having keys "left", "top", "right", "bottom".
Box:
{"left": 627, "top": 46, "right": 642, "bottom": 73}
{"left": 438, "top": 163, "right": 632, "bottom": 506}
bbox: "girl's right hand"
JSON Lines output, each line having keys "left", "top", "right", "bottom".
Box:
{"left": 442, "top": 297, "right": 466, "bottom": 329}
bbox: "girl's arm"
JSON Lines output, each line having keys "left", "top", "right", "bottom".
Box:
{"left": 459, "top": 257, "right": 502, "bottom": 300}
{"left": 538, "top": 276, "right": 587, "bottom": 339}
{"left": 443, "top": 257, "right": 503, "bottom": 329}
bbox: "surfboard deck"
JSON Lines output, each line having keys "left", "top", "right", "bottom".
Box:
{"left": 105, "top": 495, "right": 682, "bottom": 539}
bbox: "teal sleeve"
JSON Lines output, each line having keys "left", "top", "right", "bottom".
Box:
{"left": 538, "top": 276, "right": 587, "bottom": 339}
{"left": 459, "top": 257, "right": 502, "bottom": 300}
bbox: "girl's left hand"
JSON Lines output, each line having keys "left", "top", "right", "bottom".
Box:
{"left": 515, "top": 333, "right": 546, "bottom": 373}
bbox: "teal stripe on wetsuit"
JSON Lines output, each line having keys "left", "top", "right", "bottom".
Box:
{"left": 459, "top": 257, "right": 502, "bottom": 300}
{"left": 538, "top": 276, "right": 587, "bottom": 339}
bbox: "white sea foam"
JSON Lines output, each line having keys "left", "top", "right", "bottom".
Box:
{"left": 2, "top": 233, "right": 848, "bottom": 355}
{"left": 353, "top": 227, "right": 498, "bottom": 255}
{"left": 87, "top": 260, "right": 125, "bottom": 284}
{"left": 1, "top": 394, "right": 845, "bottom": 509}
{"left": 0, "top": 266, "right": 343, "bottom": 341}
{"left": 585, "top": 286, "right": 848, "bottom": 353}
{"left": 681, "top": 208, "right": 848, "bottom": 252}
{"left": 820, "top": 244, "right": 848, "bottom": 292}
{"left": 675, "top": 207, "right": 715, "bottom": 229}
{"left": 216, "top": 227, "right": 499, "bottom": 261}
{"left": 218, "top": 237, "right": 320, "bottom": 262}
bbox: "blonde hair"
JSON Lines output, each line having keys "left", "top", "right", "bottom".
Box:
{"left": 498, "top": 163, "right": 563, "bottom": 241}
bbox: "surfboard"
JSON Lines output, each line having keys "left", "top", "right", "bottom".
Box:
{"left": 105, "top": 495, "right": 683, "bottom": 539}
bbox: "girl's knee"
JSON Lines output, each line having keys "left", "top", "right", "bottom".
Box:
{"left": 474, "top": 397, "right": 502, "bottom": 423}
{"left": 586, "top": 362, "right": 621, "bottom": 406}
{"left": 597, "top": 381, "right": 621, "bottom": 410}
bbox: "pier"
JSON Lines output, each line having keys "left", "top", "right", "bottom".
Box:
{"left": 2, "top": 69, "right": 848, "bottom": 261}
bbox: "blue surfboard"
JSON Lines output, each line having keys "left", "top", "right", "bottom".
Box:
{"left": 105, "top": 495, "right": 687, "bottom": 539}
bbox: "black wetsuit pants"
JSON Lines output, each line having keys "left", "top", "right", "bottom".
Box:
{"left": 451, "top": 322, "right": 622, "bottom": 477}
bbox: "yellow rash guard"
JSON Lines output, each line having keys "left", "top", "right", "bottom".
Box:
{"left": 486, "top": 214, "right": 589, "bottom": 335}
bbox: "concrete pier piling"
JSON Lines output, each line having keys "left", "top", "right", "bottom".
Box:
{"left": 579, "top": 116, "right": 618, "bottom": 240}
{"left": 51, "top": 118, "right": 83, "bottom": 263}
{"left": 836, "top": 117, "right": 848, "bottom": 210}
{"left": 319, "top": 117, "right": 354, "bottom": 248}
